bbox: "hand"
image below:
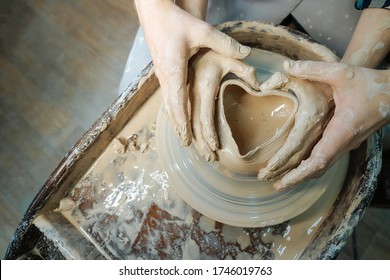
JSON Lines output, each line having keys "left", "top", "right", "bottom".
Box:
{"left": 269, "top": 60, "right": 390, "bottom": 191}
{"left": 257, "top": 71, "right": 333, "bottom": 182}
{"left": 189, "top": 50, "right": 259, "bottom": 161}
{"left": 135, "top": 0, "right": 252, "bottom": 146}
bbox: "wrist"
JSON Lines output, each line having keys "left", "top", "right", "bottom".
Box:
{"left": 341, "top": 9, "right": 390, "bottom": 68}
{"left": 134, "top": 0, "right": 174, "bottom": 22}
{"left": 175, "top": 0, "right": 208, "bottom": 20}
{"left": 134, "top": 0, "right": 172, "bottom": 10}
{"left": 375, "top": 69, "right": 390, "bottom": 121}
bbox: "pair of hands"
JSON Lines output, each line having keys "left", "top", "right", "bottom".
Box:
{"left": 136, "top": 0, "right": 390, "bottom": 190}
{"left": 190, "top": 54, "right": 390, "bottom": 191}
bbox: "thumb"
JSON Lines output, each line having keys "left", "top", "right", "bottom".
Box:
{"left": 284, "top": 60, "right": 345, "bottom": 84}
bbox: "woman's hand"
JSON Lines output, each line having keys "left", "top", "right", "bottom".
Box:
{"left": 257, "top": 71, "right": 333, "bottom": 183}
{"left": 270, "top": 60, "right": 390, "bottom": 191}
{"left": 134, "top": 0, "right": 252, "bottom": 146}
{"left": 189, "top": 50, "right": 259, "bottom": 161}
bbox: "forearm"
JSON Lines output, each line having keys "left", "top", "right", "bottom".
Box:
{"left": 134, "top": 0, "right": 172, "bottom": 26}
{"left": 175, "top": 0, "right": 208, "bottom": 20}
{"left": 341, "top": 8, "right": 390, "bottom": 67}
{"left": 134, "top": 0, "right": 207, "bottom": 24}
{"left": 377, "top": 69, "right": 390, "bottom": 123}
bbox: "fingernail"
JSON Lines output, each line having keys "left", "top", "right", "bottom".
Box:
{"left": 273, "top": 178, "right": 290, "bottom": 191}
{"left": 205, "top": 152, "right": 216, "bottom": 162}
{"left": 210, "top": 141, "right": 218, "bottom": 152}
{"left": 254, "top": 79, "right": 261, "bottom": 90}
{"left": 178, "top": 124, "right": 191, "bottom": 147}
{"left": 268, "top": 162, "right": 278, "bottom": 172}
{"left": 283, "top": 60, "right": 290, "bottom": 69}
{"left": 181, "top": 137, "right": 191, "bottom": 147}
{"left": 257, "top": 169, "right": 268, "bottom": 181}
{"left": 267, "top": 156, "right": 281, "bottom": 172}
{"left": 181, "top": 132, "right": 191, "bottom": 147}
{"left": 208, "top": 136, "right": 218, "bottom": 151}
{"left": 240, "top": 45, "right": 251, "bottom": 56}
{"left": 203, "top": 127, "right": 218, "bottom": 151}
{"left": 273, "top": 182, "right": 285, "bottom": 192}
{"left": 283, "top": 59, "right": 296, "bottom": 70}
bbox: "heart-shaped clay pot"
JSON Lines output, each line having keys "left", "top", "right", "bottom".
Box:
{"left": 216, "top": 79, "right": 298, "bottom": 174}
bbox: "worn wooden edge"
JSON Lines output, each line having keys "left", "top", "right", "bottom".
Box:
{"left": 4, "top": 63, "right": 159, "bottom": 259}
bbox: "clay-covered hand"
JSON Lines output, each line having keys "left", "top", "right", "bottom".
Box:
{"left": 134, "top": 0, "right": 252, "bottom": 146}
{"left": 189, "top": 50, "right": 259, "bottom": 161}
{"left": 257, "top": 70, "right": 333, "bottom": 182}
{"left": 270, "top": 60, "right": 390, "bottom": 191}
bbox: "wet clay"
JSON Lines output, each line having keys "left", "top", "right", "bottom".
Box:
{"left": 223, "top": 84, "right": 295, "bottom": 155}
{"left": 32, "top": 86, "right": 348, "bottom": 260}
{"left": 215, "top": 50, "right": 299, "bottom": 175}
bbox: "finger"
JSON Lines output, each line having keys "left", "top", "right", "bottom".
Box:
{"left": 191, "top": 63, "right": 221, "bottom": 152}
{"left": 264, "top": 105, "right": 329, "bottom": 174}
{"left": 272, "top": 155, "right": 326, "bottom": 191}
{"left": 197, "top": 78, "right": 220, "bottom": 151}
{"left": 260, "top": 72, "right": 289, "bottom": 91}
{"left": 223, "top": 58, "right": 260, "bottom": 90}
{"left": 258, "top": 104, "right": 329, "bottom": 181}
{"left": 257, "top": 135, "right": 305, "bottom": 181}
{"left": 284, "top": 60, "right": 347, "bottom": 84}
{"left": 273, "top": 115, "right": 352, "bottom": 191}
{"left": 190, "top": 68, "right": 216, "bottom": 161}
{"left": 190, "top": 83, "right": 217, "bottom": 161}
{"left": 258, "top": 135, "right": 317, "bottom": 181}
{"left": 192, "top": 138, "right": 217, "bottom": 161}
{"left": 265, "top": 124, "right": 307, "bottom": 172}
{"left": 195, "top": 26, "right": 251, "bottom": 59}
{"left": 153, "top": 45, "right": 193, "bottom": 146}
{"left": 161, "top": 69, "right": 192, "bottom": 146}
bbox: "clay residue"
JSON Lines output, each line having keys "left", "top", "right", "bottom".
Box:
{"left": 223, "top": 84, "right": 294, "bottom": 155}
{"left": 29, "top": 88, "right": 346, "bottom": 260}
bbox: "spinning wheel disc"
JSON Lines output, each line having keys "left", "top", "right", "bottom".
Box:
{"left": 157, "top": 110, "right": 348, "bottom": 227}
{"left": 156, "top": 49, "right": 349, "bottom": 227}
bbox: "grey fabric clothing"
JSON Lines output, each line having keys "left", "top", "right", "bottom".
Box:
{"left": 118, "top": 0, "right": 362, "bottom": 94}
{"left": 205, "top": 0, "right": 302, "bottom": 24}
{"left": 355, "top": 0, "right": 390, "bottom": 9}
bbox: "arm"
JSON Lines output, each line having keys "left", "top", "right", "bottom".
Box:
{"left": 342, "top": 8, "right": 390, "bottom": 67}
{"left": 259, "top": 8, "right": 390, "bottom": 190}
{"left": 274, "top": 62, "right": 390, "bottom": 190}
{"left": 175, "top": 0, "right": 208, "bottom": 19}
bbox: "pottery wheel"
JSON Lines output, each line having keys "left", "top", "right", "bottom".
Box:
{"left": 156, "top": 49, "right": 349, "bottom": 227}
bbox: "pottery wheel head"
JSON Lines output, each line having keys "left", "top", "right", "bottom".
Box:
{"left": 156, "top": 79, "right": 349, "bottom": 226}
{"left": 156, "top": 48, "right": 348, "bottom": 227}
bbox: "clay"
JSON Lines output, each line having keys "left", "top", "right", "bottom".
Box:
{"left": 157, "top": 105, "right": 348, "bottom": 228}
{"left": 216, "top": 78, "right": 298, "bottom": 174}
{"left": 212, "top": 50, "right": 332, "bottom": 177}
{"left": 7, "top": 21, "right": 380, "bottom": 261}
{"left": 188, "top": 49, "right": 259, "bottom": 162}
